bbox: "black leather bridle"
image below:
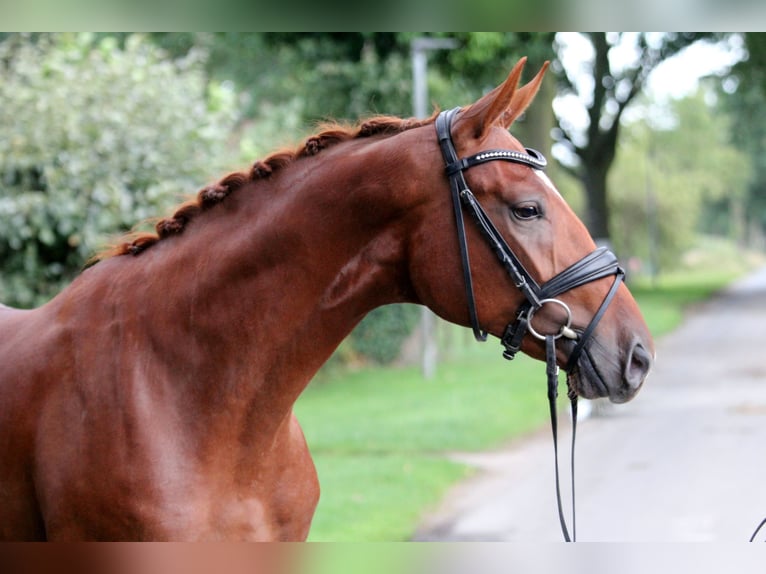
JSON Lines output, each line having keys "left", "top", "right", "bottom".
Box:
{"left": 436, "top": 108, "right": 626, "bottom": 541}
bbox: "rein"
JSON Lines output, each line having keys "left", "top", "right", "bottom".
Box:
{"left": 436, "top": 108, "right": 626, "bottom": 541}
{"left": 750, "top": 518, "right": 766, "bottom": 542}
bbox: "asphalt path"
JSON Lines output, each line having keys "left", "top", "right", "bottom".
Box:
{"left": 414, "top": 266, "right": 766, "bottom": 542}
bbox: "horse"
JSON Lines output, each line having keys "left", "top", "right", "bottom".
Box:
{"left": 0, "top": 58, "right": 654, "bottom": 541}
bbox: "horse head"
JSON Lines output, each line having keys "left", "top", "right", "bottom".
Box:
{"left": 407, "top": 58, "right": 654, "bottom": 404}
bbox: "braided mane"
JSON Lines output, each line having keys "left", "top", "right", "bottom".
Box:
{"left": 95, "top": 112, "right": 438, "bottom": 262}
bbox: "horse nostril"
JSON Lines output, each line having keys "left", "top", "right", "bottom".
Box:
{"left": 625, "top": 341, "right": 652, "bottom": 390}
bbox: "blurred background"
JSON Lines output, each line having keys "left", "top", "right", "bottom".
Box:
{"left": 1, "top": 32, "right": 765, "bottom": 541}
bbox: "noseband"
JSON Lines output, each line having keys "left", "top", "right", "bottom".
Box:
{"left": 436, "top": 108, "right": 625, "bottom": 541}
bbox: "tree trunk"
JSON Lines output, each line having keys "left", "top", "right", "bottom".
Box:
{"left": 581, "top": 162, "right": 611, "bottom": 242}
{"left": 555, "top": 33, "right": 708, "bottom": 246}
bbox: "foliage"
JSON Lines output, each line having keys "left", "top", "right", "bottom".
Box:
{"left": 724, "top": 33, "right": 766, "bottom": 237}
{"left": 151, "top": 33, "right": 414, "bottom": 125}
{"left": 270, "top": 34, "right": 413, "bottom": 121}
{"left": 234, "top": 34, "right": 415, "bottom": 160}
{"left": 349, "top": 304, "right": 420, "bottom": 365}
{"left": 147, "top": 33, "right": 556, "bottom": 156}
{"left": 432, "top": 32, "right": 554, "bottom": 104}
{"left": 609, "top": 92, "right": 751, "bottom": 272}
{"left": 740, "top": 32, "right": 766, "bottom": 94}
{"left": 553, "top": 32, "right": 717, "bottom": 239}
{"left": 0, "top": 33, "right": 238, "bottom": 307}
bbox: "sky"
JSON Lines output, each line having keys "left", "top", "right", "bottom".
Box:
{"left": 644, "top": 36, "right": 746, "bottom": 100}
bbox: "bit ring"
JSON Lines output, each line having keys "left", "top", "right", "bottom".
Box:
{"left": 527, "top": 298, "right": 577, "bottom": 341}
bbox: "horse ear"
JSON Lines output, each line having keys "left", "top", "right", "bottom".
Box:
{"left": 503, "top": 60, "right": 550, "bottom": 128}
{"left": 458, "top": 58, "right": 550, "bottom": 138}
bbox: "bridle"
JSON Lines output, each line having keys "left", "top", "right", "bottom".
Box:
{"left": 437, "top": 108, "right": 624, "bottom": 366}
{"left": 436, "top": 108, "right": 626, "bottom": 541}
{"left": 437, "top": 108, "right": 624, "bottom": 541}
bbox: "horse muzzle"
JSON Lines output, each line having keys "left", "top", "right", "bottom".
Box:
{"left": 569, "top": 335, "right": 653, "bottom": 404}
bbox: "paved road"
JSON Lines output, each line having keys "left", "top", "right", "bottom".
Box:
{"left": 414, "top": 266, "right": 766, "bottom": 542}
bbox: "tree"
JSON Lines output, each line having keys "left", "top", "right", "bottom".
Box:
{"left": 724, "top": 33, "right": 766, "bottom": 243}
{"left": 740, "top": 33, "right": 766, "bottom": 93}
{"left": 609, "top": 91, "right": 751, "bottom": 271}
{"left": 552, "top": 32, "right": 714, "bottom": 241}
{"left": 147, "top": 33, "right": 557, "bottom": 145}
{"left": 0, "top": 34, "right": 238, "bottom": 307}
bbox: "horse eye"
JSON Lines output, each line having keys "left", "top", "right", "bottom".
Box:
{"left": 512, "top": 204, "right": 541, "bottom": 220}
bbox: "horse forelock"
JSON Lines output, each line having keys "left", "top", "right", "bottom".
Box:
{"left": 93, "top": 112, "right": 438, "bottom": 263}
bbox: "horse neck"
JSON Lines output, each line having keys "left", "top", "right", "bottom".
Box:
{"left": 114, "top": 127, "right": 436, "bottom": 422}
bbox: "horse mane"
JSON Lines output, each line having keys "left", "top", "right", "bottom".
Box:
{"left": 93, "top": 111, "right": 439, "bottom": 262}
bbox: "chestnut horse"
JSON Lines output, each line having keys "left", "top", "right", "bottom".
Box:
{"left": 0, "top": 58, "right": 653, "bottom": 540}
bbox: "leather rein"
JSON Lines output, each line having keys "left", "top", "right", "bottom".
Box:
{"left": 436, "top": 108, "right": 626, "bottom": 541}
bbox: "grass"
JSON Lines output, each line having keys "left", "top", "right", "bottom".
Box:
{"left": 630, "top": 236, "right": 765, "bottom": 337}
{"left": 297, "top": 344, "right": 551, "bottom": 541}
{"left": 295, "top": 236, "right": 764, "bottom": 541}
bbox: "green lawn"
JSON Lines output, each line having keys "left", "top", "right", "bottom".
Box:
{"left": 297, "top": 345, "right": 550, "bottom": 541}
{"left": 295, "top": 238, "right": 763, "bottom": 541}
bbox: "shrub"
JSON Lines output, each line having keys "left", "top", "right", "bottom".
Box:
{"left": 0, "top": 33, "right": 237, "bottom": 307}
{"left": 350, "top": 304, "right": 420, "bottom": 365}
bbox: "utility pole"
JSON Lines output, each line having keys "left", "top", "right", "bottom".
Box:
{"left": 411, "top": 36, "right": 457, "bottom": 380}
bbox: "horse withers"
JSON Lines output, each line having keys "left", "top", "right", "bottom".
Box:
{"left": 0, "top": 58, "right": 653, "bottom": 540}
